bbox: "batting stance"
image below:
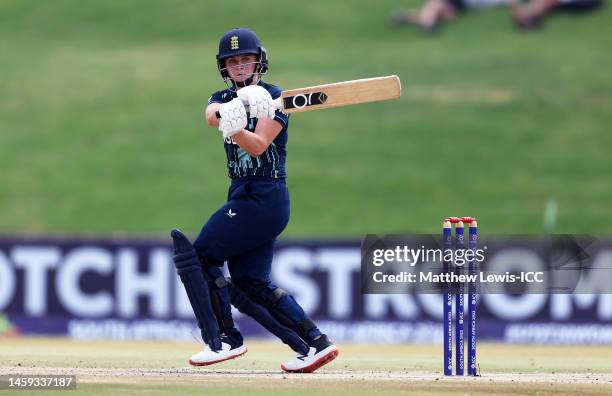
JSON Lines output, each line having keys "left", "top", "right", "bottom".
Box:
{"left": 171, "top": 28, "right": 338, "bottom": 373}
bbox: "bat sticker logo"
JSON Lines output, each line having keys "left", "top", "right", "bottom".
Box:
{"left": 283, "top": 92, "right": 328, "bottom": 110}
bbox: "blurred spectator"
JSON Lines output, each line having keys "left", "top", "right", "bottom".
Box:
{"left": 512, "top": 0, "right": 603, "bottom": 30}
{"left": 391, "top": 0, "right": 513, "bottom": 32}
{"left": 391, "top": 0, "right": 603, "bottom": 32}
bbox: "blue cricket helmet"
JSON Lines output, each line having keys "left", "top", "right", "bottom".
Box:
{"left": 216, "top": 28, "right": 268, "bottom": 80}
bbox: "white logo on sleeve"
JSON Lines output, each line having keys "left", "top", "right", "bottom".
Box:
{"left": 224, "top": 136, "right": 238, "bottom": 145}
{"left": 226, "top": 209, "right": 237, "bottom": 218}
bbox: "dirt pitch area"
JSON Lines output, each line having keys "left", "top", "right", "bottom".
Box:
{"left": 1, "top": 338, "right": 611, "bottom": 395}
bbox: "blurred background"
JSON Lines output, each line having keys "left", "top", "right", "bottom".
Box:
{"left": 1, "top": 0, "right": 611, "bottom": 347}
{"left": 1, "top": 0, "right": 610, "bottom": 236}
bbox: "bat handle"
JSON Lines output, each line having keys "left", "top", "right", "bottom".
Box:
{"left": 215, "top": 98, "right": 283, "bottom": 119}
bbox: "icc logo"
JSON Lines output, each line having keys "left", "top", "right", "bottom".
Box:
{"left": 230, "top": 36, "right": 239, "bottom": 50}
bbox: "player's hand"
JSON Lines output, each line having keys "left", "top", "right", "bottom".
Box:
{"left": 237, "top": 85, "right": 276, "bottom": 119}
{"left": 218, "top": 98, "right": 247, "bottom": 138}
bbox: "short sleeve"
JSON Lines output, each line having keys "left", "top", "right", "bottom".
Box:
{"left": 274, "top": 108, "right": 289, "bottom": 128}
{"left": 208, "top": 91, "right": 223, "bottom": 105}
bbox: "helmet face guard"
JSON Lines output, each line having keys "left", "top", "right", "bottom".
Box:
{"left": 216, "top": 28, "right": 268, "bottom": 89}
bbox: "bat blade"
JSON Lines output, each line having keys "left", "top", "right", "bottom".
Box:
{"left": 274, "top": 75, "right": 401, "bottom": 114}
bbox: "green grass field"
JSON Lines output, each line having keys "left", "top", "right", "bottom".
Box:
{"left": 1, "top": 338, "right": 611, "bottom": 395}
{"left": 1, "top": 0, "right": 611, "bottom": 236}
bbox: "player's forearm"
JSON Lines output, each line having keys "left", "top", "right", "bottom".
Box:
{"left": 232, "top": 131, "right": 269, "bottom": 157}
{"left": 205, "top": 103, "right": 221, "bottom": 127}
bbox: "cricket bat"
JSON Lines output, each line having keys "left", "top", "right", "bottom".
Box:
{"left": 216, "top": 75, "right": 401, "bottom": 117}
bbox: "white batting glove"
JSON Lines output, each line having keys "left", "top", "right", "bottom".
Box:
{"left": 218, "top": 97, "right": 247, "bottom": 138}
{"left": 237, "top": 85, "right": 276, "bottom": 119}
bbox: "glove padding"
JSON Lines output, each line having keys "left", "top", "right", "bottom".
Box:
{"left": 218, "top": 97, "right": 247, "bottom": 139}
{"left": 237, "top": 85, "right": 276, "bottom": 119}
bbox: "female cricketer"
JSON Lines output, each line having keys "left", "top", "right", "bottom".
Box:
{"left": 170, "top": 27, "right": 338, "bottom": 373}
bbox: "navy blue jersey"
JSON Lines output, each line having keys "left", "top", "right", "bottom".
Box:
{"left": 208, "top": 82, "right": 289, "bottom": 179}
